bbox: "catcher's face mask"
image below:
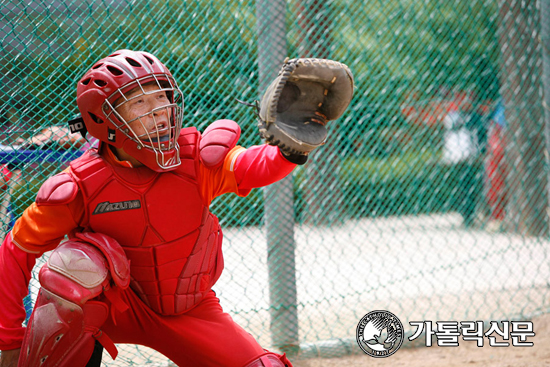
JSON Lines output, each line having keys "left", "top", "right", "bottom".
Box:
{"left": 104, "top": 78, "right": 184, "bottom": 170}
{"left": 76, "top": 49, "right": 184, "bottom": 172}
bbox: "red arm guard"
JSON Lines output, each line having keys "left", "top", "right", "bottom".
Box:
{"left": 0, "top": 234, "right": 39, "bottom": 350}
{"left": 233, "top": 144, "right": 296, "bottom": 196}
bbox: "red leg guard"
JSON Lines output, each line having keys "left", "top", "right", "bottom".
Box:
{"left": 17, "top": 236, "right": 129, "bottom": 366}
{"left": 18, "top": 289, "right": 114, "bottom": 367}
{"left": 243, "top": 352, "right": 293, "bottom": 367}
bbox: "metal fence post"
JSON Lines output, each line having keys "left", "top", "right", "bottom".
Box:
{"left": 497, "top": 0, "right": 548, "bottom": 236}
{"left": 541, "top": 0, "right": 550, "bottom": 233}
{"left": 256, "top": 0, "right": 300, "bottom": 356}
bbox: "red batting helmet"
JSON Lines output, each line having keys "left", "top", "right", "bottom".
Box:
{"left": 76, "top": 49, "right": 184, "bottom": 171}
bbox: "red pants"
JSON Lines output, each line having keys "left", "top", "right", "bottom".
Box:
{"left": 101, "top": 289, "right": 267, "bottom": 367}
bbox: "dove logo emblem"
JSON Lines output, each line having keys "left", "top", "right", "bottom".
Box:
{"left": 356, "top": 310, "right": 404, "bottom": 358}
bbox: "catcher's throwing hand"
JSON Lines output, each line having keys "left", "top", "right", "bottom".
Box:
{"left": 16, "top": 126, "right": 88, "bottom": 150}
{"left": 258, "top": 58, "right": 354, "bottom": 164}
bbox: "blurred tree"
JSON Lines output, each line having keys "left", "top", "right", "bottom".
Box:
{"left": 1, "top": 0, "right": 501, "bottom": 154}
{"left": 314, "top": 0, "right": 501, "bottom": 157}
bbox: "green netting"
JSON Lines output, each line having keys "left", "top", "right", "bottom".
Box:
{"left": 1, "top": 0, "right": 549, "bottom": 365}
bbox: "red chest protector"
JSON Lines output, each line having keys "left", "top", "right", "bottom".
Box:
{"left": 68, "top": 127, "right": 229, "bottom": 315}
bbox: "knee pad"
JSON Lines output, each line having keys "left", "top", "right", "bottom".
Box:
{"left": 243, "top": 352, "right": 293, "bottom": 367}
{"left": 19, "top": 234, "right": 130, "bottom": 367}
{"left": 39, "top": 240, "right": 110, "bottom": 305}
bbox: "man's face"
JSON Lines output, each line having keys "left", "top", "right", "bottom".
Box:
{"left": 115, "top": 83, "right": 173, "bottom": 144}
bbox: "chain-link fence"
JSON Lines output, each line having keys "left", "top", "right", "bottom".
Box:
{"left": 1, "top": 0, "right": 549, "bottom": 365}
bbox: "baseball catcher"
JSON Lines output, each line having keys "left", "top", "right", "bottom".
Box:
{"left": 0, "top": 52, "right": 353, "bottom": 367}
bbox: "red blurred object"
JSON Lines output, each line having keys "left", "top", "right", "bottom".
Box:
{"left": 486, "top": 123, "right": 508, "bottom": 220}
{"left": 0, "top": 164, "right": 13, "bottom": 191}
{"left": 401, "top": 90, "right": 491, "bottom": 128}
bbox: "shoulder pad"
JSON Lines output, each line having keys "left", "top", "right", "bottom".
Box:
{"left": 199, "top": 119, "right": 241, "bottom": 168}
{"left": 36, "top": 172, "right": 78, "bottom": 206}
{"left": 178, "top": 127, "right": 200, "bottom": 159}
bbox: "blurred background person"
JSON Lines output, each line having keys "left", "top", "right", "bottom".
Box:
{"left": 485, "top": 100, "right": 508, "bottom": 231}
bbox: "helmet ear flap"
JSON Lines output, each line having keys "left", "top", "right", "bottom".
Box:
{"left": 88, "top": 112, "right": 104, "bottom": 124}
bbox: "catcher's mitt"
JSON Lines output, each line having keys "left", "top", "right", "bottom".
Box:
{"left": 258, "top": 58, "right": 354, "bottom": 159}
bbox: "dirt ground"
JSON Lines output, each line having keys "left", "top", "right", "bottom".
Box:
{"left": 293, "top": 313, "right": 550, "bottom": 367}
